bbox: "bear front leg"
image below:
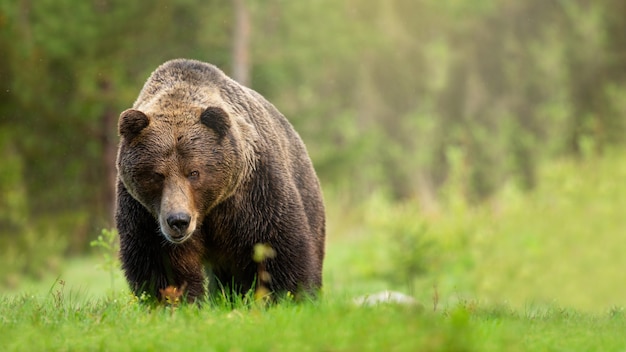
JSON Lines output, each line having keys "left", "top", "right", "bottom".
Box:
{"left": 264, "top": 237, "right": 322, "bottom": 298}
{"left": 162, "top": 241, "right": 207, "bottom": 302}
{"left": 116, "top": 183, "right": 206, "bottom": 302}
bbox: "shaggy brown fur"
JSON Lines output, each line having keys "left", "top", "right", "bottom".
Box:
{"left": 115, "top": 59, "right": 325, "bottom": 301}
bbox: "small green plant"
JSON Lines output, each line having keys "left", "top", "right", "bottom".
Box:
{"left": 367, "top": 197, "right": 435, "bottom": 294}
{"left": 90, "top": 228, "right": 120, "bottom": 292}
{"left": 387, "top": 220, "right": 432, "bottom": 294}
{"left": 252, "top": 243, "right": 276, "bottom": 304}
{"left": 50, "top": 278, "right": 66, "bottom": 310}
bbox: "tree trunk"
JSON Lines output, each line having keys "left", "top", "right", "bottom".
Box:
{"left": 232, "top": 0, "right": 251, "bottom": 86}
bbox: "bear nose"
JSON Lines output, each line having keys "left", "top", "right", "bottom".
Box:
{"left": 167, "top": 212, "right": 191, "bottom": 233}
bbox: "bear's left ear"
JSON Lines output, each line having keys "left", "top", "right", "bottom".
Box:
{"left": 119, "top": 109, "right": 150, "bottom": 139}
{"left": 200, "top": 106, "right": 231, "bottom": 138}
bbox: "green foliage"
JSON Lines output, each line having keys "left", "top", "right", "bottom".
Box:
{"left": 325, "top": 150, "right": 626, "bottom": 312}
{"left": 362, "top": 195, "right": 435, "bottom": 293}
{"left": 0, "top": 130, "right": 27, "bottom": 233}
{"left": 465, "top": 151, "right": 626, "bottom": 310}
{"left": 90, "top": 228, "right": 120, "bottom": 292}
{"left": 0, "top": 131, "right": 67, "bottom": 286}
{"left": 0, "top": 226, "right": 66, "bottom": 290}
{"left": 249, "top": 0, "right": 626, "bottom": 203}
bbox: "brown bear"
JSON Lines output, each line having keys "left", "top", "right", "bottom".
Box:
{"left": 115, "top": 59, "right": 325, "bottom": 302}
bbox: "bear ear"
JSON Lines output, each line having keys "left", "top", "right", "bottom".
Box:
{"left": 200, "top": 106, "right": 231, "bottom": 138}
{"left": 119, "top": 109, "right": 150, "bottom": 139}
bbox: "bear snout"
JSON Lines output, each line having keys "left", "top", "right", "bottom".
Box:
{"left": 159, "top": 179, "right": 197, "bottom": 244}
{"left": 167, "top": 212, "right": 191, "bottom": 233}
{"left": 159, "top": 210, "right": 197, "bottom": 244}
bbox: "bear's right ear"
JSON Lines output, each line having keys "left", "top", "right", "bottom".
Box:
{"left": 119, "top": 109, "right": 150, "bottom": 139}
{"left": 200, "top": 106, "right": 230, "bottom": 138}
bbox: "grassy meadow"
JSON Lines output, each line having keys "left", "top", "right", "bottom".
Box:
{"left": 2, "top": 151, "right": 626, "bottom": 351}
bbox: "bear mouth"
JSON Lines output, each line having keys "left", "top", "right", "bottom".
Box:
{"left": 162, "top": 230, "right": 194, "bottom": 244}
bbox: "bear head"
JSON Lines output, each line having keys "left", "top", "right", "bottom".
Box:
{"left": 116, "top": 104, "right": 250, "bottom": 244}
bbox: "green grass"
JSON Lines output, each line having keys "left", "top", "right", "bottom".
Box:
{"left": 0, "top": 290, "right": 431, "bottom": 351}
{"left": 2, "top": 285, "right": 626, "bottom": 351}
{"left": 3, "top": 151, "right": 626, "bottom": 350}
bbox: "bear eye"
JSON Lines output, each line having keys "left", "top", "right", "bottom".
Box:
{"left": 151, "top": 172, "right": 165, "bottom": 183}
{"left": 188, "top": 170, "right": 200, "bottom": 180}
{"left": 138, "top": 171, "right": 163, "bottom": 189}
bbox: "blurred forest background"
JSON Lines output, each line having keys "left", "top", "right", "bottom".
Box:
{"left": 1, "top": 0, "right": 626, "bottom": 309}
